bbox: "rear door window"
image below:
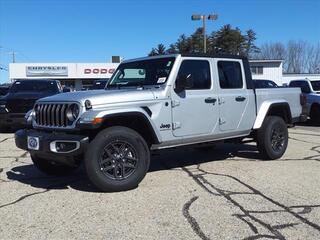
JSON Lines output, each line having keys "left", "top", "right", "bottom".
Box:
{"left": 218, "top": 61, "right": 243, "bottom": 89}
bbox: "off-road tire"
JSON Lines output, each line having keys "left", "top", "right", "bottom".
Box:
{"left": 31, "top": 154, "right": 78, "bottom": 176}
{"left": 257, "top": 116, "right": 288, "bottom": 160}
{"left": 84, "top": 126, "right": 150, "bottom": 192}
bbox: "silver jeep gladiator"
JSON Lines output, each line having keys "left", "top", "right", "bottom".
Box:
{"left": 15, "top": 54, "right": 307, "bottom": 191}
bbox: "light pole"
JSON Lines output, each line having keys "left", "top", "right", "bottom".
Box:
{"left": 191, "top": 14, "right": 218, "bottom": 53}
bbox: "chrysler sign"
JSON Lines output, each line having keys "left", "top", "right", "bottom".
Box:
{"left": 26, "top": 66, "right": 68, "bottom": 77}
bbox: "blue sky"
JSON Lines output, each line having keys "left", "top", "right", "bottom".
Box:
{"left": 0, "top": 0, "right": 319, "bottom": 83}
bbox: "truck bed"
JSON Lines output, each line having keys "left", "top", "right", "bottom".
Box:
{"left": 255, "top": 88, "right": 302, "bottom": 120}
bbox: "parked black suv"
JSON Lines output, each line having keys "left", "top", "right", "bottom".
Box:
{"left": 0, "top": 80, "right": 63, "bottom": 130}
{"left": 91, "top": 79, "right": 109, "bottom": 89}
{"left": 0, "top": 85, "right": 10, "bottom": 96}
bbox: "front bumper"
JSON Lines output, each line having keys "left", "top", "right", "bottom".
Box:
{"left": 0, "top": 113, "right": 28, "bottom": 128}
{"left": 15, "top": 129, "right": 89, "bottom": 164}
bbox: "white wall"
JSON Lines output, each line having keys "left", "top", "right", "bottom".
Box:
{"left": 250, "top": 61, "right": 283, "bottom": 85}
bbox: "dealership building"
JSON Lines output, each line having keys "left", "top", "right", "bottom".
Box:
{"left": 9, "top": 59, "right": 320, "bottom": 90}
{"left": 9, "top": 62, "right": 120, "bottom": 90}
{"left": 249, "top": 59, "right": 320, "bottom": 85}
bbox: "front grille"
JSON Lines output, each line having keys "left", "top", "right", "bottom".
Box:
{"left": 7, "top": 99, "right": 36, "bottom": 113}
{"left": 34, "top": 103, "right": 77, "bottom": 128}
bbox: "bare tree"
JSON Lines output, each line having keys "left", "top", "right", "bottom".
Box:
{"left": 253, "top": 42, "right": 286, "bottom": 60}
{"left": 307, "top": 43, "right": 320, "bottom": 73}
{"left": 286, "top": 40, "right": 309, "bottom": 73}
{"left": 255, "top": 41, "right": 320, "bottom": 74}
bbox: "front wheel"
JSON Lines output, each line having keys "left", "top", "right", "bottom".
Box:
{"left": 84, "top": 126, "right": 150, "bottom": 192}
{"left": 256, "top": 116, "right": 288, "bottom": 160}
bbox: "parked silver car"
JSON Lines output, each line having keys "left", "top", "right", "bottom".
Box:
{"left": 15, "top": 54, "right": 306, "bottom": 191}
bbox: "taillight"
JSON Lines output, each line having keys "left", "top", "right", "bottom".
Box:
{"left": 300, "top": 94, "right": 307, "bottom": 106}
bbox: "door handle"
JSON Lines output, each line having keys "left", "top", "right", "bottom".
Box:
{"left": 205, "top": 97, "right": 217, "bottom": 104}
{"left": 235, "top": 96, "right": 246, "bottom": 102}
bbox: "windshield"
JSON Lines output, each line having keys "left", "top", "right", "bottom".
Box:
{"left": 107, "top": 57, "right": 175, "bottom": 88}
{"left": 311, "top": 81, "right": 320, "bottom": 91}
{"left": 10, "top": 81, "right": 59, "bottom": 93}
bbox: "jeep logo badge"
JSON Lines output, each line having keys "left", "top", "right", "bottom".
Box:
{"left": 160, "top": 123, "right": 171, "bottom": 130}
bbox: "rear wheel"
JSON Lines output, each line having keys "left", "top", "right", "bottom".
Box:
{"left": 84, "top": 126, "right": 150, "bottom": 192}
{"left": 310, "top": 104, "right": 320, "bottom": 123}
{"left": 31, "top": 154, "right": 78, "bottom": 176}
{"left": 257, "top": 116, "right": 288, "bottom": 160}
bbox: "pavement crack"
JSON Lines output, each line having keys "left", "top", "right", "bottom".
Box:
{"left": 0, "top": 189, "right": 50, "bottom": 209}
{"left": 289, "top": 136, "right": 319, "bottom": 145}
{"left": 182, "top": 196, "right": 211, "bottom": 240}
{"left": 0, "top": 137, "right": 13, "bottom": 144}
{"left": 182, "top": 164, "right": 320, "bottom": 239}
{"left": 0, "top": 178, "right": 81, "bottom": 210}
{"left": 272, "top": 223, "right": 299, "bottom": 230}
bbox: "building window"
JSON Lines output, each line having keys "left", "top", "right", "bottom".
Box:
{"left": 250, "top": 66, "right": 263, "bottom": 75}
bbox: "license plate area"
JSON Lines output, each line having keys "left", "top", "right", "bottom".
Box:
{"left": 27, "top": 136, "right": 39, "bottom": 150}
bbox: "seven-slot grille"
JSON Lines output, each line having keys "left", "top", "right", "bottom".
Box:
{"left": 34, "top": 103, "right": 76, "bottom": 127}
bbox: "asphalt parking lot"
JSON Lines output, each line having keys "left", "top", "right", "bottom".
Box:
{"left": 0, "top": 125, "right": 319, "bottom": 240}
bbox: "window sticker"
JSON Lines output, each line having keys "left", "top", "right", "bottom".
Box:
{"left": 157, "top": 77, "right": 167, "bottom": 83}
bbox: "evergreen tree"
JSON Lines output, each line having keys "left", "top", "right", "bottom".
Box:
{"left": 148, "top": 24, "right": 259, "bottom": 57}
{"left": 148, "top": 44, "right": 166, "bottom": 56}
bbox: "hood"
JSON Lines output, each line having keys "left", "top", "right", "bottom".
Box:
{"left": 3, "top": 91, "right": 55, "bottom": 101}
{"left": 38, "top": 88, "right": 156, "bottom": 106}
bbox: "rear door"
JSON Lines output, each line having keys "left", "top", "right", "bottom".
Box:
{"left": 215, "top": 60, "right": 250, "bottom": 131}
{"left": 171, "top": 59, "right": 219, "bottom": 137}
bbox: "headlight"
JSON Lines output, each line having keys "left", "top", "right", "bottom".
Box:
{"left": 25, "top": 110, "right": 35, "bottom": 124}
{"left": 0, "top": 102, "right": 6, "bottom": 108}
{"left": 66, "top": 104, "right": 80, "bottom": 121}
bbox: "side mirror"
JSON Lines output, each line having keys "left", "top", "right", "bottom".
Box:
{"left": 63, "top": 87, "right": 71, "bottom": 93}
{"left": 175, "top": 73, "right": 194, "bottom": 93}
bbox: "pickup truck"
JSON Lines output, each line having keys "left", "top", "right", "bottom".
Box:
{"left": 289, "top": 79, "right": 320, "bottom": 122}
{"left": 0, "top": 80, "right": 67, "bottom": 131}
{"left": 15, "top": 54, "right": 306, "bottom": 192}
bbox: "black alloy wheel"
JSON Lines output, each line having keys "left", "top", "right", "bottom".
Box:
{"left": 99, "top": 141, "right": 138, "bottom": 180}
{"left": 257, "top": 116, "right": 288, "bottom": 160}
{"left": 270, "top": 127, "right": 286, "bottom": 153}
{"left": 85, "top": 126, "right": 150, "bottom": 192}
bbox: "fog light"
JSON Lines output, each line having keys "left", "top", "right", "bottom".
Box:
{"left": 50, "top": 141, "right": 80, "bottom": 153}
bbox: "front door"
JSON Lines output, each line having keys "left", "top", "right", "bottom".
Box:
{"left": 171, "top": 59, "right": 219, "bottom": 137}
{"left": 215, "top": 60, "right": 249, "bottom": 131}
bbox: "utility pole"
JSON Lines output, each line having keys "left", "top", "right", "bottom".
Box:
{"left": 9, "top": 51, "right": 16, "bottom": 63}
{"left": 191, "top": 14, "right": 218, "bottom": 53}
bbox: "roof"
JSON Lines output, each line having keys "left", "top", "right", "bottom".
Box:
{"left": 249, "top": 59, "right": 283, "bottom": 63}
{"left": 181, "top": 53, "right": 248, "bottom": 60}
{"left": 123, "top": 53, "right": 249, "bottom": 63}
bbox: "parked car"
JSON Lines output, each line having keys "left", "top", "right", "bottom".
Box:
{"left": 289, "top": 79, "right": 320, "bottom": 122}
{"left": 253, "top": 79, "right": 278, "bottom": 88}
{"left": 0, "top": 80, "right": 64, "bottom": 130}
{"left": 15, "top": 54, "right": 306, "bottom": 192}
{"left": 91, "top": 80, "right": 109, "bottom": 90}
{"left": 0, "top": 85, "right": 10, "bottom": 96}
